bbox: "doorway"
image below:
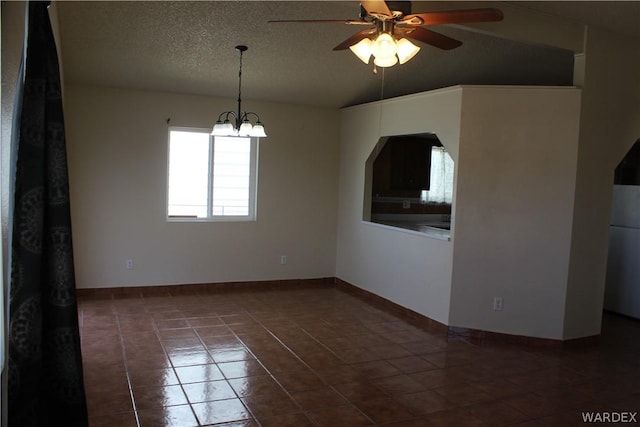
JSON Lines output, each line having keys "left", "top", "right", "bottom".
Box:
{"left": 605, "top": 138, "right": 640, "bottom": 319}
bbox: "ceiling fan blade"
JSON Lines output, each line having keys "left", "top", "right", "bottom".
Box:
{"left": 268, "top": 19, "right": 372, "bottom": 25}
{"left": 401, "top": 8, "right": 504, "bottom": 26}
{"left": 333, "top": 28, "right": 377, "bottom": 50}
{"left": 396, "top": 27, "right": 462, "bottom": 50}
{"left": 361, "top": 0, "right": 393, "bottom": 19}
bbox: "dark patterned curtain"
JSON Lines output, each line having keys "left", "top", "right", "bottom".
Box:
{"left": 8, "top": 1, "right": 88, "bottom": 426}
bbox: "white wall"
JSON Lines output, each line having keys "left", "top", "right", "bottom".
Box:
{"left": 65, "top": 85, "right": 340, "bottom": 288}
{"left": 336, "top": 85, "right": 582, "bottom": 339}
{"left": 336, "top": 88, "right": 462, "bottom": 325}
{"left": 450, "top": 86, "right": 581, "bottom": 339}
{"left": 564, "top": 27, "right": 640, "bottom": 339}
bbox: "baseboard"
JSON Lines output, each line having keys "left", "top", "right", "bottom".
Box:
{"left": 333, "top": 277, "right": 449, "bottom": 336}
{"left": 333, "top": 278, "right": 599, "bottom": 348}
{"left": 76, "top": 277, "right": 334, "bottom": 299}
{"left": 447, "top": 325, "right": 599, "bottom": 348}
{"left": 76, "top": 276, "right": 599, "bottom": 347}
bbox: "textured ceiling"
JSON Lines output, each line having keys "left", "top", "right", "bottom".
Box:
{"left": 515, "top": 1, "right": 640, "bottom": 39}
{"left": 56, "top": 1, "right": 636, "bottom": 109}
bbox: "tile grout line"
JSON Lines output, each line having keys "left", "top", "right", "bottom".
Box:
{"left": 112, "top": 295, "right": 142, "bottom": 427}
{"left": 213, "top": 307, "right": 314, "bottom": 426}
{"left": 188, "top": 308, "right": 262, "bottom": 426}
{"left": 149, "top": 298, "right": 206, "bottom": 427}
{"left": 239, "top": 307, "right": 378, "bottom": 426}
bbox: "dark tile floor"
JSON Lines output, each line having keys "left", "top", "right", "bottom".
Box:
{"left": 78, "top": 283, "right": 640, "bottom": 427}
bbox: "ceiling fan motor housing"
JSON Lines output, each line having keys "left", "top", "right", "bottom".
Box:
{"left": 360, "top": 1, "right": 412, "bottom": 20}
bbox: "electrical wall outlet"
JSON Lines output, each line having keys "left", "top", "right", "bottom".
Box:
{"left": 126, "top": 259, "right": 134, "bottom": 270}
{"left": 492, "top": 297, "right": 503, "bottom": 311}
{"left": 403, "top": 200, "right": 411, "bottom": 209}
{"left": 280, "top": 255, "right": 287, "bottom": 265}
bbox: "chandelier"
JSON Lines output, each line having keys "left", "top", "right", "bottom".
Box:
{"left": 212, "top": 45, "right": 267, "bottom": 138}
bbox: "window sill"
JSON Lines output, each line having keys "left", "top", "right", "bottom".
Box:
{"left": 362, "top": 220, "right": 451, "bottom": 241}
{"left": 167, "top": 216, "right": 256, "bottom": 223}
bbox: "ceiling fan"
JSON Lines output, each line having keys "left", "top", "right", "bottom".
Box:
{"left": 269, "top": 1, "right": 503, "bottom": 68}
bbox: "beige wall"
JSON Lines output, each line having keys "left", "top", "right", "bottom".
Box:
{"left": 336, "top": 88, "right": 462, "bottom": 325}
{"left": 564, "top": 27, "right": 640, "bottom": 339}
{"left": 65, "top": 85, "right": 340, "bottom": 288}
{"left": 451, "top": 86, "right": 581, "bottom": 339}
{"left": 336, "top": 85, "right": 582, "bottom": 339}
{"left": 6, "top": 2, "right": 639, "bottom": 344}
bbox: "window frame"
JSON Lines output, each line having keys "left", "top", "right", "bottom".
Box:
{"left": 166, "top": 126, "right": 258, "bottom": 222}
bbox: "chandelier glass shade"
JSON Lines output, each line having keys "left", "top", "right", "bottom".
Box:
{"left": 212, "top": 45, "right": 267, "bottom": 138}
{"left": 212, "top": 113, "right": 266, "bottom": 138}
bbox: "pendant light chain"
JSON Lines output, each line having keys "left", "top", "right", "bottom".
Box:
{"left": 237, "top": 47, "right": 243, "bottom": 122}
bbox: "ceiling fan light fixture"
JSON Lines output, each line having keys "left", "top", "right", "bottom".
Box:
{"left": 371, "top": 32, "right": 397, "bottom": 60}
{"left": 349, "top": 38, "right": 373, "bottom": 64}
{"left": 396, "top": 38, "right": 420, "bottom": 64}
{"left": 272, "top": 5, "right": 503, "bottom": 70}
{"left": 373, "top": 54, "right": 398, "bottom": 68}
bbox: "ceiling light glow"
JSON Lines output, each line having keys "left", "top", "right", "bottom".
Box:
{"left": 350, "top": 33, "right": 420, "bottom": 68}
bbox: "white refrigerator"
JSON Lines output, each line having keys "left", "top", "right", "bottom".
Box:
{"left": 604, "top": 185, "right": 640, "bottom": 319}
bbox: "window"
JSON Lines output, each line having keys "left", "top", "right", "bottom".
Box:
{"left": 365, "top": 133, "right": 454, "bottom": 235}
{"left": 167, "top": 127, "right": 257, "bottom": 221}
{"left": 425, "top": 146, "right": 454, "bottom": 204}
